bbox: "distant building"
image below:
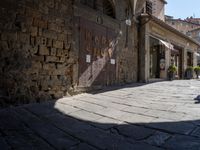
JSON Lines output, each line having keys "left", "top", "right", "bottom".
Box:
{"left": 187, "top": 27, "right": 200, "bottom": 43}
{"left": 165, "top": 17, "right": 200, "bottom": 34}
{"left": 139, "top": 0, "right": 200, "bottom": 81}
{"left": 165, "top": 16, "right": 200, "bottom": 65}
{"left": 143, "top": 0, "right": 167, "bottom": 21}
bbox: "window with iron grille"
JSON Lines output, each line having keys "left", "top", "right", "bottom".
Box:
{"left": 146, "top": 1, "right": 153, "bottom": 15}
{"left": 80, "top": 0, "right": 115, "bottom": 18}
{"left": 80, "top": 0, "right": 95, "bottom": 8}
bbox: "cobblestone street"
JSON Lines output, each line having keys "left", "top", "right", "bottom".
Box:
{"left": 1, "top": 80, "right": 200, "bottom": 150}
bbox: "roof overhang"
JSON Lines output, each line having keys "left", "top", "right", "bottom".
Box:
{"left": 140, "top": 14, "right": 200, "bottom": 47}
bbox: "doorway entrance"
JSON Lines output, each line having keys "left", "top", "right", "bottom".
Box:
{"left": 171, "top": 46, "right": 183, "bottom": 78}
{"left": 77, "top": 18, "right": 117, "bottom": 88}
{"left": 149, "top": 37, "right": 165, "bottom": 78}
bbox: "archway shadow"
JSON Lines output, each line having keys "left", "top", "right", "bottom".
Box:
{"left": 1, "top": 97, "right": 200, "bottom": 150}
{"left": 194, "top": 95, "right": 200, "bottom": 104}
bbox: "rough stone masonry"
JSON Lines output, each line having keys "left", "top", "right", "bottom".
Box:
{"left": 0, "top": 0, "right": 75, "bottom": 105}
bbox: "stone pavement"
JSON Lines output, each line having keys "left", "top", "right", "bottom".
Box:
{"left": 0, "top": 80, "right": 200, "bottom": 150}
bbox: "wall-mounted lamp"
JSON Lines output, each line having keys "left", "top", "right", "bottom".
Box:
{"left": 125, "top": 19, "right": 132, "bottom": 26}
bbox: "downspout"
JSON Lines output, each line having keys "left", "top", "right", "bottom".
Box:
{"left": 137, "top": 14, "right": 152, "bottom": 82}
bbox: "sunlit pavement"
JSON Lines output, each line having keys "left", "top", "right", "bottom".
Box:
{"left": 1, "top": 80, "right": 200, "bottom": 150}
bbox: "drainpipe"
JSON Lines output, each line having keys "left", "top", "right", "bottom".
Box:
{"left": 137, "top": 13, "right": 152, "bottom": 82}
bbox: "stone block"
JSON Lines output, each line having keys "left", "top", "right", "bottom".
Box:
{"left": 56, "top": 49, "right": 63, "bottom": 56}
{"left": 67, "top": 34, "right": 72, "bottom": 43}
{"left": 1, "top": 32, "right": 17, "bottom": 41}
{"left": 30, "top": 46, "right": 38, "bottom": 55}
{"left": 43, "top": 63, "right": 56, "bottom": 70}
{"left": 31, "top": 61, "right": 42, "bottom": 69}
{"left": 41, "top": 37, "right": 47, "bottom": 46}
{"left": 46, "top": 0, "right": 54, "bottom": 8}
{"left": 63, "top": 49, "right": 69, "bottom": 56}
{"left": 33, "top": 18, "right": 47, "bottom": 29}
{"left": 39, "top": 46, "right": 49, "bottom": 56}
{"left": 48, "top": 23, "right": 61, "bottom": 32}
{"left": 38, "top": 28, "right": 42, "bottom": 36}
{"left": 58, "top": 56, "right": 66, "bottom": 63}
{"left": 52, "top": 68, "right": 66, "bottom": 75}
{"left": 18, "top": 33, "right": 29, "bottom": 43}
{"left": 30, "top": 36, "right": 35, "bottom": 46}
{"left": 43, "top": 29, "right": 57, "bottom": 39}
{"left": 64, "top": 42, "right": 71, "bottom": 50}
{"left": 53, "top": 40, "right": 63, "bottom": 49}
{"left": 39, "top": 69, "right": 52, "bottom": 75}
{"left": 32, "top": 56, "right": 44, "bottom": 62}
{"left": 47, "top": 38, "right": 53, "bottom": 47}
{"left": 35, "top": 37, "right": 41, "bottom": 45}
{"left": 38, "top": 20, "right": 48, "bottom": 29}
{"left": 54, "top": 91, "right": 64, "bottom": 99}
{"left": 50, "top": 48, "right": 57, "bottom": 56}
{"left": 36, "top": 37, "right": 47, "bottom": 46}
{"left": 30, "top": 26, "right": 38, "bottom": 36}
{"left": 58, "top": 34, "right": 67, "bottom": 41}
{"left": 46, "top": 56, "right": 59, "bottom": 62}
{"left": 67, "top": 58, "right": 75, "bottom": 64}
{"left": 0, "top": 41, "right": 9, "bottom": 51}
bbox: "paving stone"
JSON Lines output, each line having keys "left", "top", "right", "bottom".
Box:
{"left": 0, "top": 110, "right": 28, "bottom": 131}
{"left": 42, "top": 112, "right": 139, "bottom": 150}
{"left": 120, "top": 113, "right": 156, "bottom": 124}
{"left": 147, "top": 118, "right": 196, "bottom": 135}
{"left": 69, "top": 143, "right": 97, "bottom": 150}
{"left": 92, "top": 117, "right": 123, "bottom": 130}
{"left": 0, "top": 80, "right": 200, "bottom": 149}
{"left": 23, "top": 103, "right": 59, "bottom": 117}
{"left": 69, "top": 110, "right": 103, "bottom": 121}
{"left": 76, "top": 127, "right": 138, "bottom": 150}
{"left": 191, "top": 127, "right": 200, "bottom": 138}
{"left": 163, "top": 134, "right": 200, "bottom": 150}
{"left": 0, "top": 136, "right": 11, "bottom": 150}
{"left": 146, "top": 109, "right": 185, "bottom": 120}
{"left": 59, "top": 99, "right": 106, "bottom": 112}
{"left": 53, "top": 102, "right": 80, "bottom": 114}
{"left": 144, "top": 131, "right": 172, "bottom": 146}
{"left": 122, "top": 106, "right": 150, "bottom": 116}
{"left": 4, "top": 131, "right": 54, "bottom": 150}
{"left": 127, "top": 142, "right": 165, "bottom": 150}
{"left": 116, "top": 124, "right": 156, "bottom": 140}
{"left": 14, "top": 108, "right": 79, "bottom": 149}
{"left": 42, "top": 113, "right": 93, "bottom": 135}
{"left": 94, "top": 107, "right": 128, "bottom": 120}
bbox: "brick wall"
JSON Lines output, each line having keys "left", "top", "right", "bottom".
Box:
{"left": 0, "top": 0, "right": 74, "bottom": 105}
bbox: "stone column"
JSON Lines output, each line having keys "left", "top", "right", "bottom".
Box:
{"left": 193, "top": 51, "right": 198, "bottom": 66}
{"left": 138, "top": 15, "right": 150, "bottom": 82}
{"left": 182, "top": 47, "right": 187, "bottom": 78}
{"left": 165, "top": 43, "right": 171, "bottom": 78}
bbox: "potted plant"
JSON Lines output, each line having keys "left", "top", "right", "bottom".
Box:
{"left": 168, "top": 65, "right": 177, "bottom": 80}
{"left": 194, "top": 66, "right": 200, "bottom": 79}
{"left": 185, "top": 66, "right": 194, "bottom": 79}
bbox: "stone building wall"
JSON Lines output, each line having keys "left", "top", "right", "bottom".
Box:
{"left": 0, "top": 0, "right": 74, "bottom": 105}
{"left": 166, "top": 19, "right": 200, "bottom": 34}
{"left": 74, "top": 0, "right": 138, "bottom": 88}
{"left": 151, "top": 0, "right": 166, "bottom": 21}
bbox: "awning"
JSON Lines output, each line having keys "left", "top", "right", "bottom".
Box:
{"left": 159, "top": 39, "right": 174, "bottom": 50}
{"left": 195, "top": 52, "right": 200, "bottom": 56}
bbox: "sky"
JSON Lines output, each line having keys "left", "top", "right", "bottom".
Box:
{"left": 165, "top": 0, "right": 200, "bottom": 19}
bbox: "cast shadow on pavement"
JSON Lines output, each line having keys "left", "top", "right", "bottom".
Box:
{"left": 1, "top": 100, "right": 200, "bottom": 150}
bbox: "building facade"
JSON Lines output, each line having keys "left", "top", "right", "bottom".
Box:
{"left": 0, "top": 0, "right": 146, "bottom": 104}
{"left": 0, "top": 0, "right": 199, "bottom": 105}
{"left": 165, "top": 17, "right": 200, "bottom": 34}
{"left": 139, "top": 14, "right": 199, "bottom": 82}
{"left": 139, "top": 0, "right": 200, "bottom": 82}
